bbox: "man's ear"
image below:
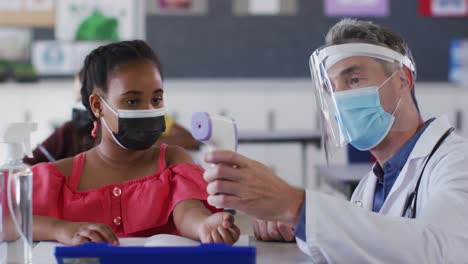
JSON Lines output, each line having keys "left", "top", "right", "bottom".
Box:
{"left": 402, "top": 66, "right": 414, "bottom": 92}
{"left": 89, "top": 94, "right": 103, "bottom": 119}
{"left": 398, "top": 66, "right": 414, "bottom": 96}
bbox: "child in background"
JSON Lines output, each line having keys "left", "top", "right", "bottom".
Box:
{"left": 32, "top": 40, "right": 239, "bottom": 245}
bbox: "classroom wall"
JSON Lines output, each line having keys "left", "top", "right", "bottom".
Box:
{"left": 31, "top": 0, "right": 468, "bottom": 81}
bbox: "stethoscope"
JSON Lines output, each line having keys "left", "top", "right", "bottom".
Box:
{"left": 401, "top": 127, "right": 454, "bottom": 218}
{"left": 353, "top": 127, "right": 454, "bottom": 218}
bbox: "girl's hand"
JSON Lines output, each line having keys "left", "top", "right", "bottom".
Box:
{"left": 54, "top": 220, "right": 119, "bottom": 246}
{"left": 252, "top": 219, "right": 296, "bottom": 242}
{"left": 197, "top": 212, "right": 240, "bottom": 245}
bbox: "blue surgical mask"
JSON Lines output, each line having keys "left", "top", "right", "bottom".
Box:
{"left": 334, "top": 72, "right": 400, "bottom": 150}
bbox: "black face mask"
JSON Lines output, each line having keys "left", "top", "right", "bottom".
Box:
{"left": 71, "top": 107, "right": 94, "bottom": 133}
{"left": 110, "top": 116, "right": 166, "bottom": 150}
{"left": 100, "top": 98, "right": 167, "bottom": 151}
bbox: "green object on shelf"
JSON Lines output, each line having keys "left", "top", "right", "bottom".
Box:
{"left": 0, "top": 60, "right": 10, "bottom": 82}
{"left": 0, "top": 60, "right": 9, "bottom": 70}
{"left": 13, "top": 63, "right": 38, "bottom": 83}
{"left": 75, "top": 10, "right": 120, "bottom": 41}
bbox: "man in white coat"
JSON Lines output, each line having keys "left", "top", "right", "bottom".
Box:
{"left": 203, "top": 19, "right": 468, "bottom": 263}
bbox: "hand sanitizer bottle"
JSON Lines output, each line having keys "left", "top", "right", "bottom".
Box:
{"left": 0, "top": 122, "right": 37, "bottom": 264}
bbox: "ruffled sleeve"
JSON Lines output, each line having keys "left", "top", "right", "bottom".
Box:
{"left": 122, "top": 163, "right": 218, "bottom": 234}
{"left": 32, "top": 162, "right": 67, "bottom": 218}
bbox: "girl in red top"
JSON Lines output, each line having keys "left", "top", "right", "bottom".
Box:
{"left": 32, "top": 40, "right": 240, "bottom": 245}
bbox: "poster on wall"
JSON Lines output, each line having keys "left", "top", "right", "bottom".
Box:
{"left": 32, "top": 41, "right": 74, "bottom": 75}
{"left": 159, "top": 0, "right": 192, "bottom": 9}
{"left": 248, "top": 0, "right": 281, "bottom": 15}
{"left": 324, "top": 0, "right": 390, "bottom": 17}
{"left": 419, "top": 0, "right": 468, "bottom": 16}
{"left": 233, "top": 0, "right": 297, "bottom": 16}
{"left": 32, "top": 41, "right": 107, "bottom": 75}
{"left": 0, "top": 28, "right": 32, "bottom": 61}
{"left": 56, "top": 0, "right": 145, "bottom": 41}
{"left": 449, "top": 39, "right": 468, "bottom": 85}
{"left": 147, "top": 0, "right": 208, "bottom": 15}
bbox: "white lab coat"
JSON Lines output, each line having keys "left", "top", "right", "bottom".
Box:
{"left": 296, "top": 116, "right": 468, "bottom": 263}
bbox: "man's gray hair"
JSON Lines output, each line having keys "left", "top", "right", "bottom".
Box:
{"left": 325, "top": 18, "right": 419, "bottom": 112}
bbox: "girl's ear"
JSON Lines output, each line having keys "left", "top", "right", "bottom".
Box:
{"left": 89, "top": 94, "right": 103, "bottom": 118}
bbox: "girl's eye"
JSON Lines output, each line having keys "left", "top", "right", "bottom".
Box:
{"left": 152, "top": 97, "right": 163, "bottom": 105}
{"left": 126, "top": 99, "right": 138, "bottom": 106}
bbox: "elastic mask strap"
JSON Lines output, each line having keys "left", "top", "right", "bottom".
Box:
{"left": 377, "top": 71, "right": 398, "bottom": 91}
{"left": 100, "top": 116, "right": 128, "bottom": 150}
{"left": 376, "top": 70, "right": 402, "bottom": 117}
{"left": 391, "top": 97, "right": 402, "bottom": 116}
{"left": 98, "top": 95, "right": 119, "bottom": 117}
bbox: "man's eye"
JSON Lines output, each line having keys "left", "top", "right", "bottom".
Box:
{"left": 350, "top": 78, "right": 360, "bottom": 85}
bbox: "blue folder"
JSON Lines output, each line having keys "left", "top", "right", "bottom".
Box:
{"left": 55, "top": 243, "right": 256, "bottom": 264}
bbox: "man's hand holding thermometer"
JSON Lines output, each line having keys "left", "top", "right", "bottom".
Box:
{"left": 190, "top": 112, "right": 238, "bottom": 214}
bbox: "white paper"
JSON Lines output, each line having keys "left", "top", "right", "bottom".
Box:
{"left": 248, "top": 0, "right": 281, "bottom": 15}
{"left": 117, "top": 237, "right": 146, "bottom": 246}
{"left": 143, "top": 234, "right": 201, "bottom": 247}
{"left": 32, "top": 242, "right": 62, "bottom": 264}
{"left": 24, "top": 0, "right": 54, "bottom": 11}
{"left": 125, "top": 234, "right": 250, "bottom": 247}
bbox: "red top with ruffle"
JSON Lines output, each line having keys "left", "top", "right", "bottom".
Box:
{"left": 32, "top": 144, "right": 214, "bottom": 237}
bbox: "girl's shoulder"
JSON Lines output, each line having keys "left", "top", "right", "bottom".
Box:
{"left": 163, "top": 145, "right": 195, "bottom": 167}
{"left": 31, "top": 156, "right": 75, "bottom": 185}
{"left": 53, "top": 156, "right": 75, "bottom": 179}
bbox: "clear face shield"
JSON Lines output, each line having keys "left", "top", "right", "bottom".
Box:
{"left": 310, "top": 42, "right": 416, "bottom": 162}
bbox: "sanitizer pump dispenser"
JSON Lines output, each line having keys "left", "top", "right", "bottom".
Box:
{"left": 0, "top": 122, "right": 37, "bottom": 264}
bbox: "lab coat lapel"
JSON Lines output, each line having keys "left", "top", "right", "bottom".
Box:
{"left": 361, "top": 169, "right": 377, "bottom": 211}
{"left": 378, "top": 116, "right": 452, "bottom": 215}
{"left": 378, "top": 158, "right": 423, "bottom": 215}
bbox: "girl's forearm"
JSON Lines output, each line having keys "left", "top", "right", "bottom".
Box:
{"left": 33, "top": 215, "right": 63, "bottom": 241}
{"left": 172, "top": 200, "right": 211, "bottom": 240}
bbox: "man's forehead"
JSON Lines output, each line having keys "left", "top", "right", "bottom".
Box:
{"left": 327, "top": 56, "right": 380, "bottom": 77}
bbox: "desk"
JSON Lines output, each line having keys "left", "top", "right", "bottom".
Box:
{"left": 255, "top": 240, "right": 311, "bottom": 263}
{"left": 238, "top": 131, "right": 322, "bottom": 186}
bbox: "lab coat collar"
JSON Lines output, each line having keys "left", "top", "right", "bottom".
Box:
{"left": 406, "top": 115, "right": 452, "bottom": 160}
{"left": 362, "top": 167, "right": 378, "bottom": 211}
{"left": 361, "top": 116, "right": 452, "bottom": 213}
{"left": 379, "top": 115, "right": 452, "bottom": 214}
